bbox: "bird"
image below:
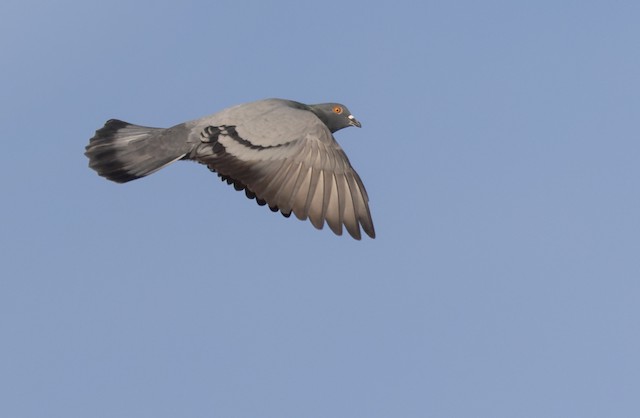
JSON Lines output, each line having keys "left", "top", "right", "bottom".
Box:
{"left": 85, "top": 98, "right": 375, "bottom": 240}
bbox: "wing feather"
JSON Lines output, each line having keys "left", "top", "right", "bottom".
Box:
{"left": 273, "top": 161, "right": 303, "bottom": 214}
{"left": 306, "top": 168, "right": 325, "bottom": 230}
{"left": 344, "top": 172, "right": 364, "bottom": 240}
{"left": 323, "top": 171, "right": 342, "bottom": 236}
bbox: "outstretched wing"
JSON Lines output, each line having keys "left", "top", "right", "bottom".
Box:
{"left": 190, "top": 99, "right": 375, "bottom": 240}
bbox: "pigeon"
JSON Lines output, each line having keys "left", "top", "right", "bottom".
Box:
{"left": 85, "top": 98, "right": 375, "bottom": 239}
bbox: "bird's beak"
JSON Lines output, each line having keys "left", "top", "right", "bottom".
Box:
{"left": 348, "top": 114, "right": 362, "bottom": 128}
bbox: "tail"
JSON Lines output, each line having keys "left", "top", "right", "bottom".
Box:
{"left": 85, "top": 119, "right": 191, "bottom": 183}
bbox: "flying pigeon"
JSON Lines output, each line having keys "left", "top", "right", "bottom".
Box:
{"left": 85, "top": 98, "right": 375, "bottom": 239}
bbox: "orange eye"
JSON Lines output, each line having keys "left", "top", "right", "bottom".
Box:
{"left": 333, "top": 106, "right": 343, "bottom": 114}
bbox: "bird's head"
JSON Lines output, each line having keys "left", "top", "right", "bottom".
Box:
{"left": 309, "top": 103, "right": 362, "bottom": 133}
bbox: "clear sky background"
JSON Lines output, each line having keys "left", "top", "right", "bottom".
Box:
{"left": 1, "top": 1, "right": 639, "bottom": 417}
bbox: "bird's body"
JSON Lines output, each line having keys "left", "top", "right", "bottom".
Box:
{"left": 85, "top": 98, "right": 375, "bottom": 239}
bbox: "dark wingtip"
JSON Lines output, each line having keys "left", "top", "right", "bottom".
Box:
{"left": 364, "top": 225, "right": 376, "bottom": 239}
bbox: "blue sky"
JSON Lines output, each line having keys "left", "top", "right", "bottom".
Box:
{"left": 1, "top": 1, "right": 639, "bottom": 417}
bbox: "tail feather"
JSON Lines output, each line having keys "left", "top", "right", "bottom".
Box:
{"left": 85, "top": 119, "right": 190, "bottom": 183}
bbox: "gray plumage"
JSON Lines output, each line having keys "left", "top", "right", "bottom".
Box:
{"left": 85, "top": 98, "right": 375, "bottom": 240}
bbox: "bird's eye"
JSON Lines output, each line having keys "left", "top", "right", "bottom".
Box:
{"left": 333, "top": 106, "right": 343, "bottom": 114}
